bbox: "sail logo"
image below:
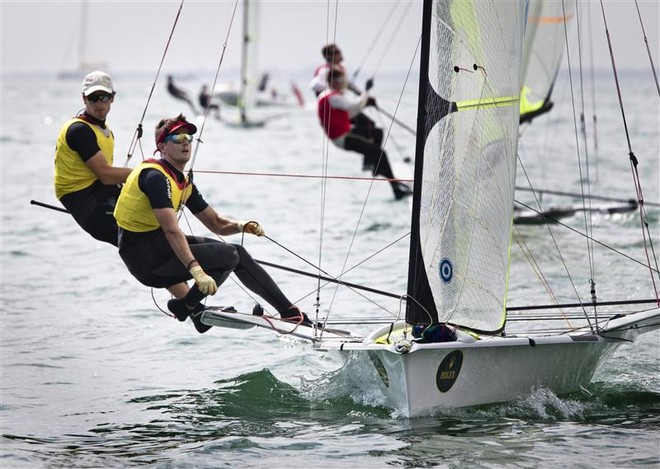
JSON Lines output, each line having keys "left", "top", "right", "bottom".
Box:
{"left": 436, "top": 350, "right": 463, "bottom": 393}
{"left": 439, "top": 258, "right": 453, "bottom": 283}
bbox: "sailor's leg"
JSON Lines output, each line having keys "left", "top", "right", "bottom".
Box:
{"left": 231, "top": 244, "right": 298, "bottom": 316}
{"left": 151, "top": 236, "right": 238, "bottom": 306}
{"left": 344, "top": 134, "right": 410, "bottom": 199}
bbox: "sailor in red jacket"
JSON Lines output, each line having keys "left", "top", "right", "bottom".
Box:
{"left": 311, "top": 43, "right": 384, "bottom": 153}
{"left": 317, "top": 67, "right": 412, "bottom": 200}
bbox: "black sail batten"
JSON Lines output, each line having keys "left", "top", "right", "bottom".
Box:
{"left": 405, "top": 0, "right": 454, "bottom": 326}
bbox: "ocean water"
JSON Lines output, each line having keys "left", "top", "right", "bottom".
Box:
{"left": 1, "top": 69, "right": 659, "bottom": 469}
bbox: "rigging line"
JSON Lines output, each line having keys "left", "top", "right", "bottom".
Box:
{"left": 598, "top": 2, "right": 633, "bottom": 153}
{"left": 634, "top": 0, "right": 660, "bottom": 96}
{"left": 323, "top": 38, "right": 420, "bottom": 321}
{"left": 585, "top": 1, "right": 599, "bottom": 152}
{"left": 599, "top": 1, "right": 660, "bottom": 304}
{"left": 564, "top": 1, "right": 597, "bottom": 300}
{"left": 507, "top": 298, "right": 659, "bottom": 312}
{"left": 375, "top": 106, "right": 417, "bottom": 136}
{"left": 573, "top": 1, "right": 597, "bottom": 245}
{"left": 351, "top": 0, "right": 402, "bottom": 81}
{"left": 255, "top": 256, "right": 406, "bottom": 320}
{"left": 189, "top": 0, "right": 240, "bottom": 172}
{"left": 514, "top": 186, "right": 656, "bottom": 206}
{"left": 349, "top": 40, "right": 421, "bottom": 139}
{"left": 298, "top": 234, "right": 412, "bottom": 320}
{"left": 195, "top": 168, "right": 412, "bottom": 183}
{"left": 263, "top": 230, "right": 410, "bottom": 295}
{"left": 515, "top": 200, "right": 660, "bottom": 275}
{"left": 517, "top": 156, "right": 592, "bottom": 325}
{"left": 322, "top": 37, "right": 420, "bottom": 298}
{"left": 369, "top": 1, "right": 415, "bottom": 80}
{"left": 573, "top": 2, "right": 601, "bottom": 326}
{"left": 513, "top": 227, "right": 574, "bottom": 329}
{"left": 124, "top": 0, "right": 186, "bottom": 167}
{"left": 292, "top": 266, "right": 403, "bottom": 318}
{"left": 315, "top": 0, "right": 341, "bottom": 333}
{"left": 262, "top": 230, "right": 410, "bottom": 303}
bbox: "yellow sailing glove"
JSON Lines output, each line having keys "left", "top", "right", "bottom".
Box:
{"left": 189, "top": 265, "right": 217, "bottom": 295}
{"left": 237, "top": 220, "right": 265, "bottom": 237}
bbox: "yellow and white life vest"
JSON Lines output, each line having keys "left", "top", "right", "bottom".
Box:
{"left": 114, "top": 160, "right": 192, "bottom": 233}
{"left": 54, "top": 117, "right": 114, "bottom": 199}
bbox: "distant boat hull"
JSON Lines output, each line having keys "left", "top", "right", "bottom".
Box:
{"left": 215, "top": 89, "right": 303, "bottom": 109}
{"left": 513, "top": 200, "right": 638, "bottom": 225}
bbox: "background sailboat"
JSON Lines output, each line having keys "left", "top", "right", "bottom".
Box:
{"left": 513, "top": 0, "right": 638, "bottom": 223}
{"left": 519, "top": 0, "right": 573, "bottom": 124}
{"left": 216, "top": 0, "right": 304, "bottom": 127}
{"left": 202, "top": 0, "right": 659, "bottom": 417}
{"left": 58, "top": 0, "right": 108, "bottom": 80}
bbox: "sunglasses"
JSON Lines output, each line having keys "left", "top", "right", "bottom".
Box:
{"left": 164, "top": 133, "right": 193, "bottom": 144}
{"left": 87, "top": 93, "right": 113, "bottom": 103}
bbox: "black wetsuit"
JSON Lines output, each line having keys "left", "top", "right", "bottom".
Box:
{"left": 199, "top": 90, "right": 220, "bottom": 112}
{"left": 167, "top": 76, "right": 197, "bottom": 109}
{"left": 117, "top": 160, "right": 295, "bottom": 314}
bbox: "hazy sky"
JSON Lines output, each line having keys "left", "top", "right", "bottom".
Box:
{"left": 2, "top": 0, "right": 659, "bottom": 81}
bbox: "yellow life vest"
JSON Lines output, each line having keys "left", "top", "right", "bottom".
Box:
{"left": 54, "top": 117, "right": 114, "bottom": 199}
{"left": 114, "top": 160, "right": 192, "bottom": 233}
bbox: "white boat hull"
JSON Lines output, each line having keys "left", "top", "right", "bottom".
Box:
{"left": 351, "top": 338, "right": 616, "bottom": 416}
{"left": 323, "top": 313, "right": 656, "bottom": 417}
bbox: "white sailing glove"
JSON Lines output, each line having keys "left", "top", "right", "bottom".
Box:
{"left": 190, "top": 265, "right": 217, "bottom": 295}
{"left": 237, "top": 220, "right": 265, "bottom": 237}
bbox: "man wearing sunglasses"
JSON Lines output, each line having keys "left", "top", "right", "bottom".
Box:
{"left": 114, "top": 114, "right": 312, "bottom": 333}
{"left": 54, "top": 70, "right": 129, "bottom": 246}
{"left": 54, "top": 71, "right": 188, "bottom": 299}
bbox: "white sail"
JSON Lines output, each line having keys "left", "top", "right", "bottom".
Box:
{"left": 520, "top": 0, "right": 575, "bottom": 121}
{"left": 407, "top": 0, "right": 526, "bottom": 332}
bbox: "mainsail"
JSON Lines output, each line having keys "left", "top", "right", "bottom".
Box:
{"left": 406, "top": 0, "right": 527, "bottom": 333}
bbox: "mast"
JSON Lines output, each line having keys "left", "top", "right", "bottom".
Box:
{"left": 78, "top": 0, "right": 88, "bottom": 72}
{"left": 239, "top": 0, "right": 250, "bottom": 125}
{"left": 406, "top": 0, "right": 437, "bottom": 325}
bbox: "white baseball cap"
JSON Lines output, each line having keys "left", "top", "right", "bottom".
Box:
{"left": 82, "top": 71, "right": 114, "bottom": 96}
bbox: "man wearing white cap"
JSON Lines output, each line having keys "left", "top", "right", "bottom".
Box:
{"left": 54, "top": 70, "right": 130, "bottom": 245}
